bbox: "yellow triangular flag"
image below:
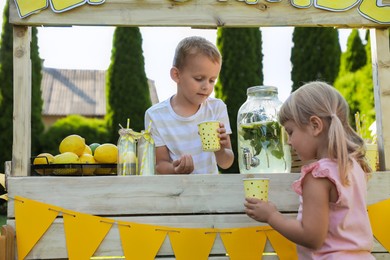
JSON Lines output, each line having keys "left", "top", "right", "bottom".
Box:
{"left": 368, "top": 199, "right": 390, "bottom": 252}
{"left": 220, "top": 226, "right": 269, "bottom": 260}
{"left": 63, "top": 210, "right": 114, "bottom": 260}
{"left": 13, "top": 0, "right": 48, "bottom": 18}
{"left": 14, "top": 196, "right": 60, "bottom": 260}
{"left": 168, "top": 227, "right": 217, "bottom": 260}
{"left": 118, "top": 221, "right": 167, "bottom": 260}
{"left": 266, "top": 229, "right": 298, "bottom": 260}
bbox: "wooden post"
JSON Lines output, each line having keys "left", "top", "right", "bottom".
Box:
{"left": 12, "top": 26, "right": 31, "bottom": 177}
{"left": 370, "top": 29, "right": 390, "bottom": 171}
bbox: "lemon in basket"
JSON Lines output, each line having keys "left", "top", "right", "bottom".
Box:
{"left": 33, "top": 153, "right": 54, "bottom": 175}
{"left": 94, "top": 143, "right": 118, "bottom": 163}
{"left": 79, "top": 153, "right": 96, "bottom": 175}
{"left": 59, "top": 134, "right": 86, "bottom": 156}
{"left": 53, "top": 152, "right": 79, "bottom": 175}
{"left": 83, "top": 144, "right": 93, "bottom": 155}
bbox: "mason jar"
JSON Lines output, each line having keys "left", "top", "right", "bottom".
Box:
{"left": 237, "top": 86, "right": 291, "bottom": 173}
{"left": 117, "top": 128, "right": 138, "bottom": 175}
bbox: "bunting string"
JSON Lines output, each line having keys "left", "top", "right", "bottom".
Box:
{"left": 12, "top": 196, "right": 390, "bottom": 260}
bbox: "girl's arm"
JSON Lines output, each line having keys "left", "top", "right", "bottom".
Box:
{"left": 245, "top": 173, "right": 331, "bottom": 249}
{"left": 214, "top": 122, "right": 234, "bottom": 169}
{"left": 155, "top": 146, "right": 194, "bottom": 174}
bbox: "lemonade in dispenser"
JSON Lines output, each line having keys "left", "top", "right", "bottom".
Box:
{"left": 237, "top": 86, "right": 291, "bottom": 173}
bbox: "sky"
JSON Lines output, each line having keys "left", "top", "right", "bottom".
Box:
{"left": 1, "top": 1, "right": 353, "bottom": 103}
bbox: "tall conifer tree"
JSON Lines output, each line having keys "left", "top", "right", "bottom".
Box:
{"left": 0, "top": 2, "right": 13, "bottom": 172}
{"left": 215, "top": 28, "right": 263, "bottom": 173}
{"left": 290, "top": 27, "right": 341, "bottom": 92}
{"left": 340, "top": 29, "right": 366, "bottom": 74}
{"left": 106, "top": 27, "right": 151, "bottom": 143}
{"left": 31, "top": 27, "right": 45, "bottom": 156}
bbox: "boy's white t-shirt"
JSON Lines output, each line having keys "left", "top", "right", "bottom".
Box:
{"left": 144, "top": 96, "right": 232, "bottom": 174}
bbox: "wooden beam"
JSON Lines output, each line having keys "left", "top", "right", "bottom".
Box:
{"left": 12, "top": 26, "right": 31, "bottom": 177}
{"left": 8, "top": 0, "right": 389, "bottom": 28}
{"left": 370, "top": 29, "right": 390, "bottom": 170}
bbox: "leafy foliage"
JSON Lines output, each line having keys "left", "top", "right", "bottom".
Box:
{"left": 105, "top": 27, "right": 151, "bottom": 143}
{"left": 291, "top": 27, "right": 341, "bottom": 91}
{"left": 216, "top": 28, "right": 263, "bottom": 173}
{"left": 340, "top": 29, "right": 366, "bottom": 74}
{"left": 39, "top": 115, "right": 109, "bottom": 156}
{"left": 335, "top": 29, "right": 374, "bottom": 131}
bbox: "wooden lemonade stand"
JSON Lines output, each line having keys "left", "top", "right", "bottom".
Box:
{"left": 1, "top": 0, "right": 390, "bottom": 259}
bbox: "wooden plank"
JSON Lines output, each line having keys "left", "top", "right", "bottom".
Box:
{"left": 8, "top": 172, "right": 390, "bottom": 218}
{"left": 12, "top": 26, "right": 31, "bottom": 177}
{"left": 8, "top": 0, "right": 389, "bottom": 28}
{"left": 7, "top": 173, "right": 300, "bottom": 217}
{"left": 370, "top": 29, "right": 390, "bottom": 171}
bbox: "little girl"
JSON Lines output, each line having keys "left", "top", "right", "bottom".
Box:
{"left": 244, "top": 81, "right": 374, "bottom": 259}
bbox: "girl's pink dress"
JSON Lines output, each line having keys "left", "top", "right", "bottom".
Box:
{"left": 292, "top": 158, "right": 374, "bottom": 259}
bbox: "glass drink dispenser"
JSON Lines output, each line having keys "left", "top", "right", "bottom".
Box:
{"left": 237, "top": 86, "right": 291, "bottom": 173}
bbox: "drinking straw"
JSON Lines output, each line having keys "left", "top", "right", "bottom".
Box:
{"left": 355, "top": 112, "right": 361, "bottom": 137}
{"left": 140, "top": 120, "right": 153, "bottom": 176}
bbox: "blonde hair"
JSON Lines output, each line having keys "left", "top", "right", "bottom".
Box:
{"left": 173, "top": 36, "right": 221, "bottom": 69}
{"left": 279, "top": 81, "right": 371, "bottom": 185}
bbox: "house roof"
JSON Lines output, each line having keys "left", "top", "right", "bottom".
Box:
{"left": 41, "top": 67, "right": 159, "bottom": 116}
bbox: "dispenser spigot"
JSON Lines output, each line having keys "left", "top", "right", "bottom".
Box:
{"left": 242, "top": 147, "right": 260, "bottom": 170}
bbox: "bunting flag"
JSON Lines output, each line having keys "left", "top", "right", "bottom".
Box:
{"left": 118, "top": 221, "right": 167, "bottom": 260}
{"left": 62, "top": 210, "right": 114, "bottom": 260}
{"left": 14, "top": 196, "right": 60, "bottom": 260}
{"left": 168, "top": 227, "right": 217, "bottom": 260}
{"left": 265, "top": 229, "right": 298, "bottom": 260}
{"left": 368, "top": 199, "right": 390, "bottom": 252}
{"left": 220, "top": 226, "right": 269, "bottom": 260}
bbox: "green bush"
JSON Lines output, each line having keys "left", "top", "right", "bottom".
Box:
{"left": 39, "top": 115, "right": 110, "bottom": 156}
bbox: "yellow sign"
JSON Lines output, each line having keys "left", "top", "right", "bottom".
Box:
{"left": 13, "top": 0, "right": 390, "bottom": 24}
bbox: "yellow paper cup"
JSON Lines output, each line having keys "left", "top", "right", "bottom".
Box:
{"left": 198, "top": 121, "right": 220, "bottom": 152}
{"left": 366, "top": 143, "right": 378, "bottom": 171}
{"left": 243, "top": 178, "right": 269, "bottom": 201}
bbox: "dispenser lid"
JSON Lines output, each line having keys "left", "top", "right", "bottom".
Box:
{"left": 247, "top": 85, "right": 278, "bottom": 95}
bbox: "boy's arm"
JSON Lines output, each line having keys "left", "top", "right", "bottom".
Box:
{"left": 214, "top": 134, "right": 234, "bottom": 169}
{"left": 155, "top": 146, "right": 194, "bottom": 174}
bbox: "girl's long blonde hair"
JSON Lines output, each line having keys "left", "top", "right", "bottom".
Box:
{"left": 279, "top": 81, "right": 371, "bottom": 185}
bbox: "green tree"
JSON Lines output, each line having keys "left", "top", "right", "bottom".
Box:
{"left": 215, "top": 28, "right": 263, "bottom": 173}
{"left": 0, "top": 2, "right": 13, "bottom": 172}
{"left": 340, "top": 29, "right": 366, "bottom": 74}
{"left": 290, "top": 27, "right": 341, "bottom": 91}
{"left": 31, "top": 27, "right": 45, "bottom": 156}
{"left": 105, "top": 27, "right": 151, "bottom": 143}
{"left": 335, "top": 30, "right": 374, "bottom": 133}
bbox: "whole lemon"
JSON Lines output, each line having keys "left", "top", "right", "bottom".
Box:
{"left": 83, "top": 144, "right": 93, "bottom": 155}
{"left": 59, "top": 134, "right": 86, "bottom": 156}
{"left": 94, "top": 143, "right": 118, "bottom": 163}
{"left": 33, "top": 153, "right": 54, "bottom": 175}
{"left": 79, "top": 153, "right": 96, "bottom": 175}
{"left": 33, "top": 153, "right": 54, "bottom": 165}
{"left": 53, "top": 152, "right": 79, "bottom": 175}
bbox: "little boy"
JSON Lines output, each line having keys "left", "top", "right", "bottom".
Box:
{"left": 144, "top": 36, "right": 234, "bottom": 174}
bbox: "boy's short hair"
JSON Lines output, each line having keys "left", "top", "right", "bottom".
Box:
{"left": 173, "top": 36, "right": 221, "bottom": 69}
